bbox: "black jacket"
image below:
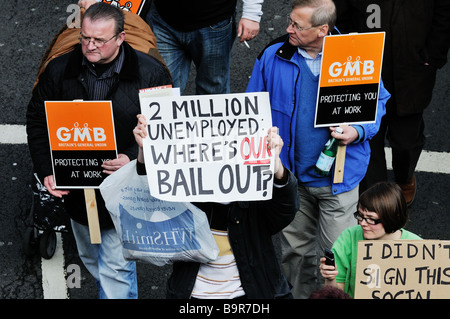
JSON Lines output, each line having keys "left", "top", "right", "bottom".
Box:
{"left": 164, "top": 170, "right": 299, "bottom": 299}
{"left": 154, "top": 0, "right": 237, "bottom": 31}
{"left": 26, "top": 42, "right": 172, "bottom": 228}
{"left": 333, "top": 0, "right": 450, "bottom": 115}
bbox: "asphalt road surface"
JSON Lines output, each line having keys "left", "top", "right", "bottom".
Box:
{"left": 0, "top": 0, "right": 449, "bottom": 303}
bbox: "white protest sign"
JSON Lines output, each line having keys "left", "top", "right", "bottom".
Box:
{"left": 139, "top": 92, "right": 274, "bottom": 202}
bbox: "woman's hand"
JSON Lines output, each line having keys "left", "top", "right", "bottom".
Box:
{"left": 133, "top": 114, "right": 148, "bottom": 163}
{"left": 133, "top": 114, "right": 148, "bottom": 148}
{"left": 267, "top": 126, "right": 286, "bottom": 180}
{"left": 319, "top": 257, "right": 339, "bottom": 285}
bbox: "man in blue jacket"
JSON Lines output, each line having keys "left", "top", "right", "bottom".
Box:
{"left": 246, "top": 0, "right": 390, "bottom": 298}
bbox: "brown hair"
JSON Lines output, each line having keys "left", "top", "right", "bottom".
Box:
{"left": 358, "top": 182, "right": 409, "bottom": 233}
{"left": 309, "top": 285, "right": 352, "bottom": 299}
{"left": 83, "top": 2, "right": 125, "bottom": 34}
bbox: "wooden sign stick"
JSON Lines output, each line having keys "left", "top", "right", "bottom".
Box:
{"left": 333, "top": 145, "right": 346, "bottom": 184}
{"left": 71, "top": 99, "right": 102, "bottom": 244}
{"left": 84, "top": 188, "right": 102, "bottom": 244}
{"left": 333, "top": 125, "right": 348, "bottom": 184}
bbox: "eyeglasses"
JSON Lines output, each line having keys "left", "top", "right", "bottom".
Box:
{"left": 353, "top": 211, "right": 382, "bottom": 225}
{"left": 79, "top": 32, "right": 119, "bottom": 48}
{"left": 287, "top": 15, "right": 319, "bottom": 32}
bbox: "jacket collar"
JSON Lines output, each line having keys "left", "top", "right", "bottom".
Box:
{"left": 275, "top": 34, "right": 298, "bottom": 61}
{"left": 64, "top": 41, "right": 139, "bottom": 81}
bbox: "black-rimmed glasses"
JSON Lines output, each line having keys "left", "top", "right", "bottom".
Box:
{"left": 353, "top": 211, "right": 382, "bottom": 225}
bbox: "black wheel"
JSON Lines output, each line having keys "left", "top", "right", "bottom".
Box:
{"left": 39, "top": 230, "right": 57, "bottom": 259}
{"left": 23, "top": 226, "right": 38, "bottom": 257}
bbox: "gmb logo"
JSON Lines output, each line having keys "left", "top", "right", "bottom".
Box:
{"left": 56, "top": 122, "right": 107, "bottom": 142}
{"left": 328, "top": 56, "right": 375, "bottom": 78}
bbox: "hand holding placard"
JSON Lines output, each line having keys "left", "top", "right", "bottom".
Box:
{"left": 139, "top": 92, "right": 275, "bottom": 202}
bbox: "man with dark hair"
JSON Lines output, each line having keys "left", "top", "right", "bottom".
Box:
{"left": 26, "top": 2, "right": 172, "bottom": 298}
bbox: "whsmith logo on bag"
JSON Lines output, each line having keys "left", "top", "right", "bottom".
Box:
{"left": 119, "top": 204, "right": 201, "bottom": 253}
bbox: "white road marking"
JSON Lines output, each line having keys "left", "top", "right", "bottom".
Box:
{"left": 0, "top": 125, "right": 68, "bottom": 297}
{"left": 5, "top": 125, "right": 449, "bottom": 173}
{"left": 0, "top": 124, "right": 28, "bottom": 144}
{"left": 385, "top": 148, "right": 450, "bottom": 175}
{"left": 41, "top": 232, "right": 69, "bottom": 299}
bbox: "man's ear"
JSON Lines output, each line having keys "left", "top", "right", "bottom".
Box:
{"left": 318, "top": 24, "right": 330, "bottom": 38}
{"left": 117, "top": 31, "right": 126, "bottom": 46}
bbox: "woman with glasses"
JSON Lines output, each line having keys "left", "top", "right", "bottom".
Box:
{"left": 319, "top": 182, "right": 421, "bottom": 298}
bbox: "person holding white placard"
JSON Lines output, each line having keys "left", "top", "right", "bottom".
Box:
{"left": 133, "top": 114, "right": 299, "bottom": 299}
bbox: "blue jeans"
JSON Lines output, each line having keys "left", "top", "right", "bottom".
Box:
{"left": 147, "top": 9, "right": 236, "bottom": 94}
{"left": 71, "top": 220, "right": 137, "bottom": 299}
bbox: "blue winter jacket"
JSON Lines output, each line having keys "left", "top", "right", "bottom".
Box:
{"left": 246, "top": 35, "right": 390, "bottom": 195}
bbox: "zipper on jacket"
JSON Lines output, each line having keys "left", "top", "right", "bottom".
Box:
{"left": 275, "top": 43, "right": 301, "bottom": 173}
{"left": 288, "top": 66, "right": 300, "bottom": 171}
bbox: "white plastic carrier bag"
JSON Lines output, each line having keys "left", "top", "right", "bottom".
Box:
{"left": 99, "top": 160, "right": 219, "bottom": 266}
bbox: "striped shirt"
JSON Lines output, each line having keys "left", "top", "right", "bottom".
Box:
{"left": 82, "top": 46, "right": 124, "bottom": 100}
{"left": 191, "top": 203, "right": 244, "bottom": 299}
{"left": 191, "top": 229, "right": 245, "bottom": 299}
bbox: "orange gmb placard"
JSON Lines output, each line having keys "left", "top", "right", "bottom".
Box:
{"left": 319, "top": 32, "right": 385, "bottom": 88}
{"left": 45, "top": 101, "right": 117, "bottom": 152}
{"left": 102, "top": 0, "right": 147, "bottom": 15}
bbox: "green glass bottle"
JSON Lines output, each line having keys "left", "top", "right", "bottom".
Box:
{"left": 314, "top": 127, "right": 343, "bottom": 176}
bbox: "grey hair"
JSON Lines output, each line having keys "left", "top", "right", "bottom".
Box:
{"left": 291, "top": 0, "right": 336, "bottom": 30}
